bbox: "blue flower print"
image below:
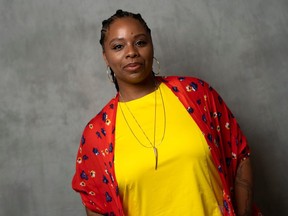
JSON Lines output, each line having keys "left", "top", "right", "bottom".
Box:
{"left": 80, "top": 171, "right": 88, "bottom": 180}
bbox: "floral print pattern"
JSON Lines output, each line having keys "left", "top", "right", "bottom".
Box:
{"left": 72, "top": 76, "right": 261, "bottom": 216}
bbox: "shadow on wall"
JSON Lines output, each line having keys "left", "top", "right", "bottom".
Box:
{"left": 249, "top": 129, "right": 284, "bottom": 215}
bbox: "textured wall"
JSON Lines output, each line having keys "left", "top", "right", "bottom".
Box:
{"left": 0, "top": 0, "right": 287, "bottom": 215}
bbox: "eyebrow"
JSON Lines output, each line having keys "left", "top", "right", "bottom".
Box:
{"left": 108, "top": 33, "right": 149, "bottom": 45}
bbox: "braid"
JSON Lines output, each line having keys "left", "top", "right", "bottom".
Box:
{"left": 99, "top": 10, "right": 152, "bottom": 92}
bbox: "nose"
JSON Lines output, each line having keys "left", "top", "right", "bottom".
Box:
{"left": 126, "top": 44, "right": 139, "bottom": 58}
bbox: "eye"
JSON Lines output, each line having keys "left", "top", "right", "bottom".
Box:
{"left": 112, "top": 44, "right": 123, "bottom": 51}
{"left": 135, "top": 40, "right": 147, "bottom": 47}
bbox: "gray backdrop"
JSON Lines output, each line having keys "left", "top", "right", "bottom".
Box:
{"left": 1, "top": 0, "right": 287, "bottom": 215}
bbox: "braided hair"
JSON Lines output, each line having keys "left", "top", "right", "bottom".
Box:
{"left": 99, "top": 10, "right": 152, "bottom": 91}
{"left": 100, "top": 9, "right": 151, "bottom": 49}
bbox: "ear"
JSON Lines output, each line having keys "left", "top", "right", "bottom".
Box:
{"left": 102, "top": 51, "right": 109, "bottom": 66}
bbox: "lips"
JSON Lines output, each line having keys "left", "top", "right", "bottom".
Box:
{"left": 124, "top": 62, "right": 142, "bottom": 71}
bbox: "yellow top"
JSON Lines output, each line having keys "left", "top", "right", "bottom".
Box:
{"left": 115, "top": 83, "right": 223, "bottom": 216}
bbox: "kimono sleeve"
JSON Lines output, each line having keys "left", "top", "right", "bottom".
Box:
{"left": 205, "top": 82, "right": 251, "bottom": 170}
{"left": 72, "top": 124, "right": 107, "bottom": 214}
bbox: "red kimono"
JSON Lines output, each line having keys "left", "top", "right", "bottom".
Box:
{"left": 72, "top": 76, "right": 261, "bottom": 216}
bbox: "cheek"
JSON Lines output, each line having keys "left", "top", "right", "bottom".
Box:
{"left": 106, "top": 53, "right": 122, "bottom": 66}
{"left": 145, "top": 47, "right": 154, "bottom": 61}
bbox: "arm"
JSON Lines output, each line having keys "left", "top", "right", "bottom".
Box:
{"left": 85, "top": 207, "right": 104, "bottom": 216}
{"left": 235, "top": 158, "right": 253, "bottom": 216}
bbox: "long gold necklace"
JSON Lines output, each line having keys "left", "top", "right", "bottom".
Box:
{"left": 118, "top": 83, "right": 166, "bottom": 170}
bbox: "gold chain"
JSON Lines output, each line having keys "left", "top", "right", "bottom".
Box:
{"left": 118, "top": 83, "right": 166, "bottom": 170}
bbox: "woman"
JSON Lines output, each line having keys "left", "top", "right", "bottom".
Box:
{"left": 72, "top": 10, "right": 261, "bottom": 216}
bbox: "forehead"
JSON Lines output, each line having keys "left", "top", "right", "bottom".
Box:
{"left": 105, "top": 17, "right": 148, "bottom": 40}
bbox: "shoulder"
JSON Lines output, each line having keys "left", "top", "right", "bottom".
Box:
{"left": 160, "top": 75, "right": 211, "bottom": 92}
{"left": 82, "top": 97, "right": 118, "bottom": 139}
{"left": 160, "top": 75, "right": 199, "bottom": 82}
{"left": 160, "top": 75, "right": 207, "bottom": 84}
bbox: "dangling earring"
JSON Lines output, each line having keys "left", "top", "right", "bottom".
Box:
{"left": 106, "top": 66, "right": 114, "bottom": 83}
{"left": 153, "top": 57, "right": 160, "bottom": 75}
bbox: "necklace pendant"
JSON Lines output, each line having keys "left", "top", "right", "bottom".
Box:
{"left": 153, "top": 147, "right": 158, "bottom": 170}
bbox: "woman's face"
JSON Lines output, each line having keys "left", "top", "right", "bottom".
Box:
{"left": 102, "top": 17, "right": 154, "bottom": 89}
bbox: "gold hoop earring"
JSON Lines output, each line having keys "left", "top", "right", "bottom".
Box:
{"left": 106, "top": 66, "right": 114, "bottom": 83}
{"left": 153, "top": 57, "right": 160, "bottom": 75}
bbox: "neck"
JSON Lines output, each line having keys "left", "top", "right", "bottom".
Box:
{"left": 118, "top": 76, "right": 160, "bottom": 102}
